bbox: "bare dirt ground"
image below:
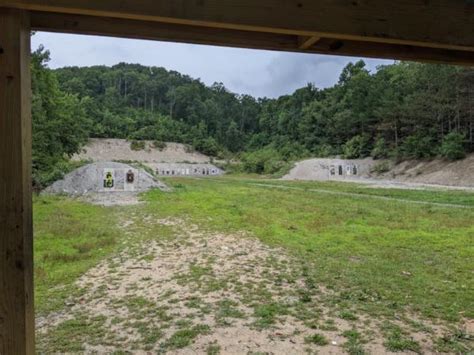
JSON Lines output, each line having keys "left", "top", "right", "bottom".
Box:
{"left": 36, "top": 216, "right": 464, "bottom": 354}
{"left": 78, "top": 192, "right": 143, "bottom": 206}
{"left": 378, "top": 155, "right": 474, "bottom": 187}
{"left": 73, "top": 139, "right": 212, "bottom": 164}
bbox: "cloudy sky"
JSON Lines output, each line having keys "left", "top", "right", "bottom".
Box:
{"left": 32, "top": 32, "right": 393, "bottom": 99}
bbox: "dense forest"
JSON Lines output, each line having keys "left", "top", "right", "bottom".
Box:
{"left": 32, "top": 45, "right": 474, "bottom": 187}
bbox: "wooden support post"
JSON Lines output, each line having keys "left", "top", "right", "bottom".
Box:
{"left": 0, "top": 8, "right": 34, "bottom": 354}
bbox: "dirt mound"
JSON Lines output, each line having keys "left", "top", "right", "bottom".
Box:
{"left": 73, "top": 138, "right": 212, "bottom": 163}
{"left": 378, "top": 154, "right": 474, "bottom": 187}
{"left": 44, "top": 162, "right": 169, "bottom": 205}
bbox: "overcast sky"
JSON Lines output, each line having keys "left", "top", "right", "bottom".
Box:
{"left": 32, "top": 32, "right": 393, "bottom": 99}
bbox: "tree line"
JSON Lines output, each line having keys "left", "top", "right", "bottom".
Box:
{"left": 32, "top": 45, "right": 474, "bottom": 187}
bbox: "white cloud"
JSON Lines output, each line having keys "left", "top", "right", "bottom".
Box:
{"left": 32, "top": 32, "right": 392, "bottom": 98}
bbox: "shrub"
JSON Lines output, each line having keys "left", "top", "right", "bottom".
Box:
{"left": 152, "top": 140, "right": 167, "bottom": 151}
{"left": 343, "top": 135, "right": 370, "bottom": 159}
{"left": 278, "top": 142, "right": 309, "bottom": 161}
{"left": 371, "top": 161, "right": 391, "bottom": 175}
{"left": 241, "top": 148, "right": 285, "bottom": 175}
{"left": 313, "top": 144, "right": 334, "bottom": 158}
{"left": 193, "top": 137, "right": 220, "bottom": 157}
{"left": 130, "top": 140, "right": 146, "bottom": 151}
{"left": 440, "top": 132, "right": 466, "bottom": 161}
{"left": 400, "top": 134, "right": 436, "bottom": 159}
{"left": 371, "top": 137, "right": 389, "bottom": 159}
{"left": 217, "top": 161, "right": 243, "bottom": 174}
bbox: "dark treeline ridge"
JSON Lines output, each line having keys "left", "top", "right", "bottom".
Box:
{"left": 32, "top": 45, "right": 474, "bottom": 187}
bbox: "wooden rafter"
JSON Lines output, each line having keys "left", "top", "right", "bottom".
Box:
{"left": 30, "top": 12, "right": 474, "bottom": 66}
{"left": 298, "top": 36, "right": 321, "bottom": 50}
{"left": 1, "top": 0, "right": 474, "bottom": 52}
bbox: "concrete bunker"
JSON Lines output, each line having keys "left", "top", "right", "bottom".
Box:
{"left": 44, "top": 162, "right": 168, "bottom": 196}
{"left": 283, "top": 158, "right": 376, "bottom": 181}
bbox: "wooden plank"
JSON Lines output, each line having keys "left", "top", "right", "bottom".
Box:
{"left": 308, "top": 38, "right": 474, "bottom": 67}
{"left": 30, "top": 12, "right": 298, "bottom": 52}
{"left": 1, "top": 0, "right": 474, "bottom": 52}
{"left": 298, "top": 36, "right": 321, "bottom": 50}
{"left": 0, "top": 8, "right": 34, "bottom": 355}
{"left": 31, "top": 12, "right": 474, "bottom": 66}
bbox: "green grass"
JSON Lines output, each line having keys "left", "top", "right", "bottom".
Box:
{"left": 304, "top": 333, "right": 329, "bottom": 346}
{"left": 216, "top": 299, "right": 245, "bottom": 325}
{"left": 342, "top": 329, "right": 367, "bottom": 355}
{"left": 252, "top": 302, "right": 289, "bottom": 329}
{"left": 164, "top": 324, "right": 211, "bottom": 349}
{"left": 37, "top": 314, "right": 108, "bottom": 352}
{"left": 145, "top": 177, "right": 474, "bottom": 321}
{"left": 34, "top": 195, "right": 123, "bottom": 314}
{"left": 382, "top": 322, "right": 421, "bottom": 353}
{"left": 434, "top": 328, "right": 473, "bottom": 353}
{"left": 33, "top": 176, "right": 474, "bottom": 352}
{"left": 223, "top": 175, "right": 474, "bottom": 207}
{"left": 206, "top": 342, "right": 221, "bottom": 355}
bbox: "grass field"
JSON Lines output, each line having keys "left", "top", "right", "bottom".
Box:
{"left": 34, "top": 177, "right": 474, "bottom": 353}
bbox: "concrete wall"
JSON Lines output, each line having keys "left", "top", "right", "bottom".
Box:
{"left": 283, "top": 158, "right": 375, "bottom": 181}
{"left": 150, "top": 163, "right": 223, "bottom": 177}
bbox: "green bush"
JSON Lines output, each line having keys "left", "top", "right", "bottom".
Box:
{"left": 216, "top": 161, "right": 242, "bottom": 174}
{"left": 371, "top": 137, "right": 389, "bottom": 159}
{"left": 193, "top": 137, "right": 221, "bottom": 157}
{"left": 371, "top": 161, "right": 391, "bottom": 174}
{"left": 130, "top": 140, "right": 146, "bottom": 151}
{"left": 278, "top": 142, "right": 309, "bottom": 161}
{"left": 440, "top": 132, "right": 466, "bottom": 161}
{"left": 241, "top": 148, "right": 285, "bottom": 175}
{"left": 343, "top": 135, "right": 370, "bottom": 159}
{"left": 313, "top": 144, "right": 334, "bottom": 158}
{"left": 400, "top": 134, "right": 436, "bottom": 159}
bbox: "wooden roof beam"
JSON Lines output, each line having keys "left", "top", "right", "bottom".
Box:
{"left": 2, "top": 0, "right": 474, "bottom": 53}
{"left": 30, "top": 12, "right": 299, "bottom": 52}
{"left": 30, "top": 12, "right": 474, "bottom": 67}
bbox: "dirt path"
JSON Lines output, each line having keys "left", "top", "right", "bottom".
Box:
{"left": 37, "top": 216, "right": 466, "bottom": 354}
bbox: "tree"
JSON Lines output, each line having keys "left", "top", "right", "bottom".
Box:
{"left": 30, "top": 55, "right": 473, "bottom": 181}
{"left": 31, "top": 45, "right": 91, "bottom": 188}
{"left": 225, "top": 121, "right": 244, "bottom": 152}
